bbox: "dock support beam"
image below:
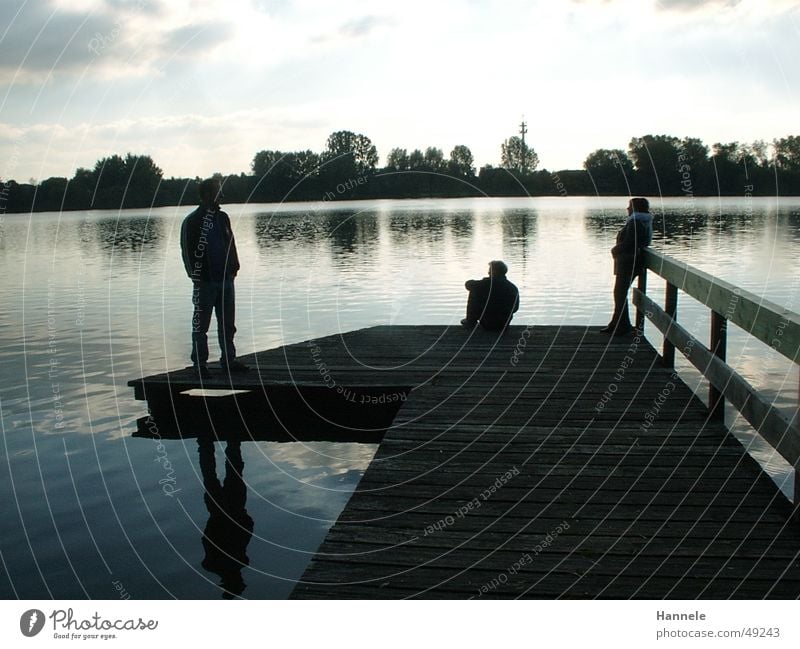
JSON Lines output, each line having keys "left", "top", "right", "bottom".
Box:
{"left": 662, "top": 282, "right": 678, "bottom": 369}
{"left": 635, "top": 270, "right": 647, "bottom": 331}
{"left": 709, "top": 311, "right": 727, "bottom": 420}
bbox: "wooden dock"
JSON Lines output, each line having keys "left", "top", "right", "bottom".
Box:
{"left": 130, "top": 323, "right": 800, "bottom": 598}
{"left": 288, "top": 325, "right": 800, "bottom": 598}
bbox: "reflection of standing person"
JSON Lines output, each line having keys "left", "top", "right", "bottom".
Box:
{"left": 180, "top": 178, "right": 249, "bottom": 377}
{"left": 601, "top": 197, "right": 653, "bottom": 336}
{"left": 198, "top": 437, "right": 253, "bottom": 599}
{"left": 461, "top": 260, "right": 520, "bottom": 331}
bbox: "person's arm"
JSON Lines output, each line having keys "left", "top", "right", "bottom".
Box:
{"left": 180, "top": 216, "right": 194, "bottom": 279}
{"left": 220, "top": 211, "right": 240, "bottom": 277}
{"left": 611, "top": 221, "right": 636, "bottom": 256}
{"left": 513, "top": 287, "right": 520, "bottom": 313}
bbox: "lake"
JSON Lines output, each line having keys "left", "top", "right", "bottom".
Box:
{"left": 1, "top": 195, "right": 798, "bottom": 599}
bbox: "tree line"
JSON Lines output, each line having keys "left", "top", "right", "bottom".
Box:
{"left": 2, "top": 131, "right": 799, "bottom": 214}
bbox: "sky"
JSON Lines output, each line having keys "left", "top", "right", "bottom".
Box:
{"left": 1, "top": 0, "right": 799, "bottom": 182}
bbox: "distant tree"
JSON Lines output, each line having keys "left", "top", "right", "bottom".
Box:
{"left": 36, "top": 177, "right": 69, "bottom": 211}
{"left": 66, "top": 167, "right": 96, "bottom": 208}
{"left": 628, "top": 134, "right": 681, "bottom": 194}
{"left": 675, "top": 137, "right": 711, "bottom": 193}
{"left": 712, "top": 142, "right": 741, "bottom": 163}
{"left": 711, "top": 142, "right": 743, "bottom": 177}
{"left": 448, "top": 145, "right": 475, "bottom": 177}
{"left": 748, "top": 140, "right": 770, "bottom": 167}
{"left": 772, "top": 135, "right": 800, "bottom": 171}
{"left": 323, "top": 130, "right": 378, "bottom": 175}
{"left": 583, "top": 149, "right": 633, "bottom": 194}
{"left": 252, "top": 149, "right": 319, "bottom": 181}
{"left": 252, "top": 150, "right": 282, "bottom": 178}
{"left": 124, "top": 153, "right": 163, "bottom": 201}
{"left": 628, "top": 134, "right": 680, "bottom": 172}
{"left": 93, "top": 154, "right": 128, "bottom": 189}
{"left": 677, "top": 137, "right": 709, "bottom": 171}
{"left": 500, "top": 136, "right": 538, "bottom": 174}
{"left": 709, "top": 141, "right": 766, "bottom": 193}
{"left": 408, "top": 149, "right": 425, "bottom": 170}
{"left": 423, "top": 147, "right": 445, "bottom": 172}
{"left": 386, "top": 148, "right": 410, "bottom": 171}
{"left": 91, "top": 153, "right": 162, "bottom": 208}
{"left": 281, "top": 150, "right": 319, "bottom": 180}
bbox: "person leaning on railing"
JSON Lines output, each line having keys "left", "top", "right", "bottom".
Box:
{"left": 601, "top": 197, "right": 653, "bottom": 336}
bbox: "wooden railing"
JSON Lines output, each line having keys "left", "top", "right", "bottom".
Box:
{"left": 632, "top": 248, "right": 800, "bottom": 506}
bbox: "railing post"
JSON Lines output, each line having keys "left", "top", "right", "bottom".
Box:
{"left": 794, "top": 463, "right": 800, "bottom": 518}
{"left": 663, "top": 282, "right": 678, "bottom": 369}
{"left": 709, "top": 311, "right": 727, "bottom": 420}
{"left": 635, "top": 269, "right": 647, "bottom": 331}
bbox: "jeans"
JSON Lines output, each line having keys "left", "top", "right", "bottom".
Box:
{"left": 610, "top": 267, "right": 639, "bottom": 330}
{"left": 191, "top": 278, "right": 236, "bottom": 366}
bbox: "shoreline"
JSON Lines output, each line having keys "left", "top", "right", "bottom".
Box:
{"left": 4, "top": 192, "right": 799, "bottom": 216}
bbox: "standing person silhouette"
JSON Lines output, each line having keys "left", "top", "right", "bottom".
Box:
{"left": 180, "top": 178, "right": 249, "bottom": 377}
{"left": 601, "top": 197, "right": 653, "bottom": 336}
{"left": 461, "top": 260, "right": 520, "bottom": 332}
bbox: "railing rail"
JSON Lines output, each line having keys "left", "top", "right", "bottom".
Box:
{"left": 632, "top": 248, "right": 800, "bottom": 506}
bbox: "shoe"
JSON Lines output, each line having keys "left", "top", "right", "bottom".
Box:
{"left": 599, "top": 325, "right": 615, "bottom": 334}
{"left": 461, "top": 318, "right": 478, "bottom": 328}
{"left": 195, "top": 365, "right": 212, "bottom": 378}
{"left": 222, "top": 359, "right": 250, "bottom": 372}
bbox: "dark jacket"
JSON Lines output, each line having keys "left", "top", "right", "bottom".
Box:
{"left": 466, "top": 276, "right": 520, "bottom": 330}
{"left": 181, "top": 205, "right": 240, "bottom": 282}
{"left": 611, "top": 211, "right": 653, "bottom": 276}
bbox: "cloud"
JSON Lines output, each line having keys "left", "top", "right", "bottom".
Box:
{"left": 250, "top": 0, "right": 292, "bottom": 16}
{"left": 159, "top": 21, "right": 236, "bottom": 57}
{"left": 0, "top": 107, "right": 333, "bottom": 181}
{"left": 310, "top": 14, "right": 392, "bottom": 45}
{"left": 0, "top": 0, "right": 237, "bottom": 84}
{"left": 569, "top": 0, "right": 799, "bottom": 10}
{"left": 655, "top": 0, "right": 741, "bottom": 10}
{"left": 0, "top": 2, "right": 118, "bottom": 81}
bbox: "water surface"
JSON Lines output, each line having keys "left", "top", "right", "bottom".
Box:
{"left": 1, "top": 196, "right": 798, "bottom": 598}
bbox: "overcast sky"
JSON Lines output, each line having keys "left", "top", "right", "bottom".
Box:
{"left": 1, "top": 0, "right": 799, "bottom": 182}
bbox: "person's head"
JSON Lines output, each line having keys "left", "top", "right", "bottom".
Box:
{"left": 628, "top": 197, "right": 649, "bottom": 214}
{"left": 198, "top": 178, "right": 223, "bottom": 208}
{"left": 488, "top": 260, "right": 508, "bottom": 278}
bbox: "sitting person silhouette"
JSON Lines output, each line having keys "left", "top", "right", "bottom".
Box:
{"left": 461, "top": 260, "right": 520, "bottom": 331}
